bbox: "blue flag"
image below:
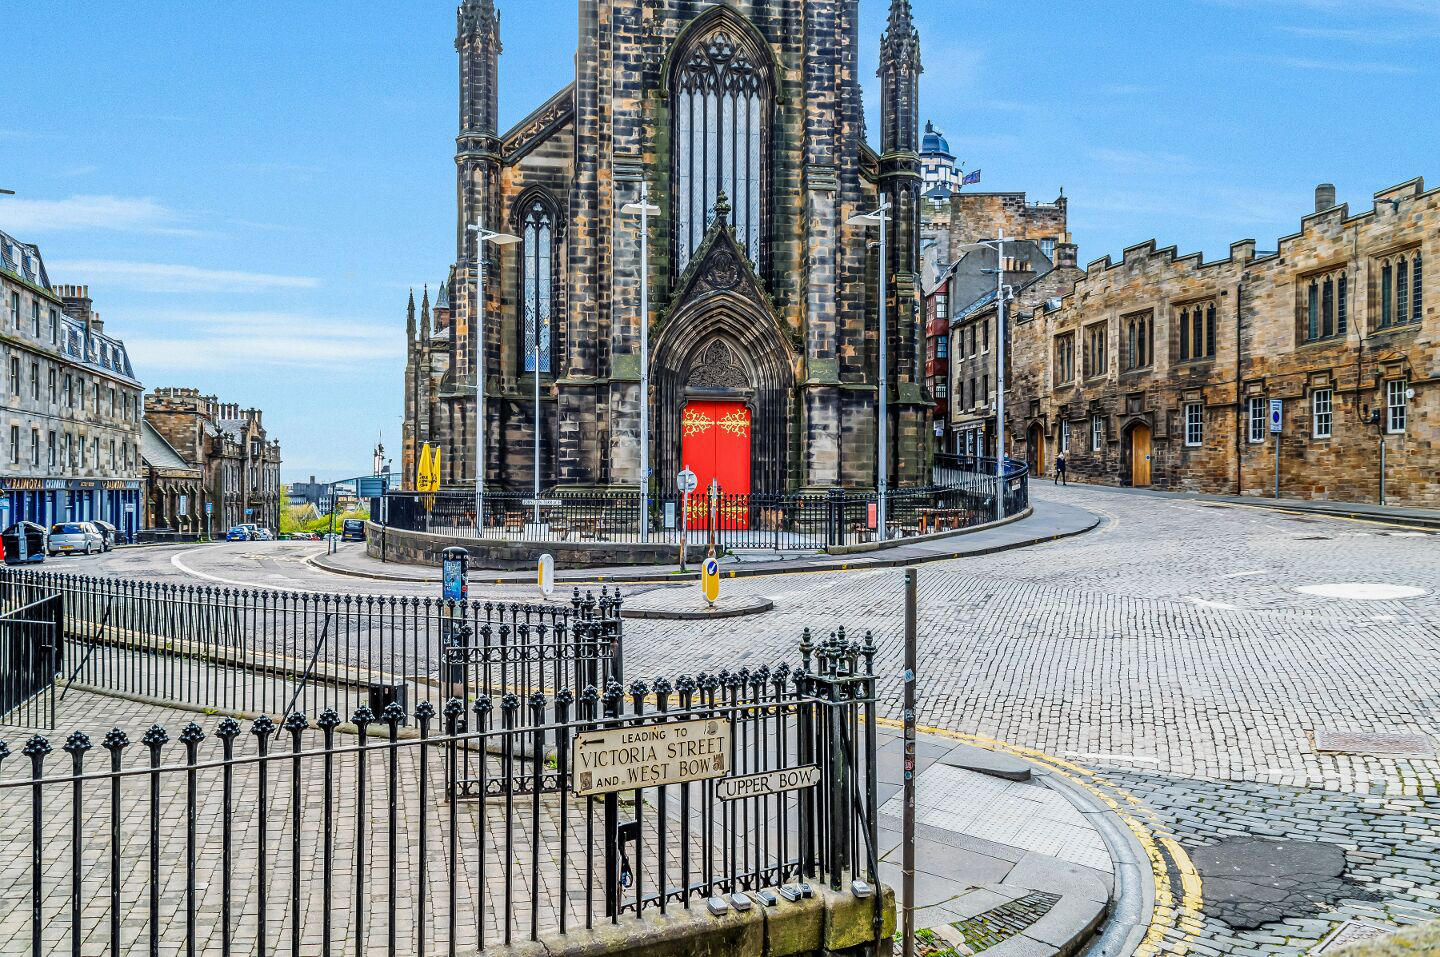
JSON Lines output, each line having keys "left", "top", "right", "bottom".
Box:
{"left": 961, "top": 169, "right": 982, "bottom": 186}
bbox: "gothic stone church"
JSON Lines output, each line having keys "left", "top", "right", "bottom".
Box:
{"left": 402, "top": 0, "right": 930, "bottom": 497}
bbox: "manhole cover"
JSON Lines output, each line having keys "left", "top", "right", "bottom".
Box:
{"left": 1314, "top": 730, "right": 1438, "bottom": 758}
{"left": 1312, "top": 919, "right": 1393, "bottom": 953}
{"left": 1294, "top": 582, "right": 1428, "bottom": 600}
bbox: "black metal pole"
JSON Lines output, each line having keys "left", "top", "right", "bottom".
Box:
{"left": 902, "top": 569, "right": 918, "bottom": 957}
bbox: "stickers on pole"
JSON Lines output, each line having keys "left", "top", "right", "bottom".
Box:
{"left": 538, "top": 553, "right": 555, "bottom": 598}
{"left": 702, "top": 556, "right": 720, "bottom": 605}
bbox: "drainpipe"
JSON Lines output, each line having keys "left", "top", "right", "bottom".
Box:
{"left": 1234, "top": 280, "right": 1244, "bottom": 496}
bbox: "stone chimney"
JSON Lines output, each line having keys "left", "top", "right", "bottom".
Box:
{"left": 1054, "top": 242, "right": 1079, "bottom": 269}
{"left": 1315, "top": 183, "right": 1337, "bottom": 214}
{"left": 54, "top": 284, "right": 93, "bottom": 323}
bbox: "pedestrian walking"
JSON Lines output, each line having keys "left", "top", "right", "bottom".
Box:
{"left": 1054, "top": 451, "right": 1067, "bottom": 486}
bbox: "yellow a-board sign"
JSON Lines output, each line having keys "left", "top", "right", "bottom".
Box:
{"left": 426, "top": 446, "right": 442, "bottom": 492}
{"left": 416, "top": 443, "right": 433, "bottom": 491}
{"left": 702, "top": 557, "right": 719, "bottom": 606}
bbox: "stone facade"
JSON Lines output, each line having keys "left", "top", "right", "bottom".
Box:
{"left": 143, "top": 388, "right": 283, "bottom": 534}
{"left": 1008, "top": 178, "right": 1439, "bottom": 506}
{"left": 0, "top": 241, "right": 144, "bottom": 536}
{"left": 402, "top": 0, "right": 930, "bottom": 496}
{"left": 918, "top": 185, "right": 1073, "bottom": 455}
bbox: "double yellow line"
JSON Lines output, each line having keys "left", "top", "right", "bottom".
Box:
{"left": 876, "top": 717, "right": 1204, "bottom": 955}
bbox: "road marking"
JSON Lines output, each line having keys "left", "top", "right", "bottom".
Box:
{"left": 1063, "top": 751, "right": 1161, "bottom": 764}
{"left": 171, "top": 547, "right": 309, "bottom": 592}
{"left": 1184, "top": 596, "right": 1239, "bottom": 611}
{"left": 1218, "top": 569, "right": 1267, "bottom": 579}
{"left": 876, "top": 717, "right": 1204, "bottom": 956}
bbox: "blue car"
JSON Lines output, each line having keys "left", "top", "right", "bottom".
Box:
{"left": 225, "top": 526, "right": 250, "bottom": 542}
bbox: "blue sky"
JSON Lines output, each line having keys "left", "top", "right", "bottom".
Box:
{"left": 3, "top": 0, "right": 1436, "bottom": 482}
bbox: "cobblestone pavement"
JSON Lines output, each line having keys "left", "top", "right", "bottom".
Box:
{"left": 73, "top": 486, "right": 1440, "bottom": 953}
{"left": 617, "top": 485, "right": 1440, "bottom": 954}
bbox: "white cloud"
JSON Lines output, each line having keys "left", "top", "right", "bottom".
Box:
{"left": 1087, "top": 147, "right": 1199, "bottom": 173}
{"left": 46, "top": 259, "right": 319, "bottom": 294}
{"left": 0, "top": 194, "right": 196, "bottom": 235}
{"left": 122, "top": 311, "right": 398, "bottom": 373}
{"left": 1255, "top": 54, "right": 1419, "bottom": 75}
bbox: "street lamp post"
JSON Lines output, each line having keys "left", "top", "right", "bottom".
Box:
{"left": 622, "top": 182, "right": 660, "bottom": 543}
{"left": 466, "top": 216, "right": 521, "bottom": 534}
{"left": 956, "top": 231, "right": 1009, "bottom": 522}
{"left": 848, "top": 201, "right": 893, "bottom": 541}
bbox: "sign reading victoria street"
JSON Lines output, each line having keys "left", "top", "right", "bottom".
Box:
{"left": 715, "top": 765, "right": 821, "bottom": 802}
{"left": 572, "top": 717, "right": 731, "bottom": 797}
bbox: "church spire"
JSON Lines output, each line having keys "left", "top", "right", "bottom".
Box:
{"left": 879, "top": 0, "right": 922, "bottom": 156}
{"left": 406, "top": 288, "right": 416, "bottom": 340}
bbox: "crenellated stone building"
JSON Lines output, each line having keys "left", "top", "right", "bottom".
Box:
{"left": 402, "top": 0, "right": 931, "bottom": 499}
{"left": 1008, "top": 178, "right": 1438, "bottom": 506}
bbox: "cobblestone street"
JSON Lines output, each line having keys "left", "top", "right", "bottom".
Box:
{"left": 617, "top": 484, "right": 1440, "bottom": 954}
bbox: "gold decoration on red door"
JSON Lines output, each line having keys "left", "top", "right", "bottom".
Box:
{"left": 717, "top": 409, "right": 750, "bottom": 437}
{"left": 682, "top": 408, "right": 715, "bottom": 437}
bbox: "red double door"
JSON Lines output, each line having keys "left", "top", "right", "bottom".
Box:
{"left": 680, "top": 400, "right": 752, "bottom": 529}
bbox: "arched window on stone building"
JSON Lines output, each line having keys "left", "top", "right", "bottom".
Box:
{"left": 1374, "top": 249, "right": 1422, "bottom": 330}
{"left": 672, "top": 14, "right": 771, "bottom": 273}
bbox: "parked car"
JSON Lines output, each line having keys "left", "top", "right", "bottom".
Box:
{"left": 2, "top": 522, "right": 48, "bottom": 564}
{"left": 92, "top": 520, "right": 119, "bottom": 551}
{"left": 49, "top": 522, "right": 104, "bottom": 556}
{"left": 341, "top": 519, "right": 366, "bottom": 543}
{"left": 226, "top": 526, "right": 251, "bottom": 542}
{"left": 239, "top": 523, "right": 260, "bottom": 540}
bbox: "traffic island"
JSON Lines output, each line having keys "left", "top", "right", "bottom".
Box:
{"left": 620, "top": 591, "right": 774, "bottom": 620}
{"left": 473, "top": 883, "right": 894, "bottom": 957}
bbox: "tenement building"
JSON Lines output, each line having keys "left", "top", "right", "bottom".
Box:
{"left": 0, "top": 237, "right": 144, "bottom": 537}
{"left": 143, "top": 389, "right": 283, "bottom": 534}
{"left": 402, "top": 0, "right": 931, "bottom": 499}
{"left": 1008, "top": 179, "right": 1438, "bottom": 505}
{"left": 917, "top": 167, "right": 1073, "bottom": 455}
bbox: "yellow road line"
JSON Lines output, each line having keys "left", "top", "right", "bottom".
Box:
{"left": 876, "top": 716, "right": 1204, "bottom": 954}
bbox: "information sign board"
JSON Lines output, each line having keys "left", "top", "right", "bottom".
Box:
{"left": 716, "top": 765, "right": 820, "bottom": 802}
{"left": 572, "top": 717, "right": 731, "bottom": 797}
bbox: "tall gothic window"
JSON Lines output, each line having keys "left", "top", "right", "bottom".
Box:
{"left": 673, "top": 20, "right": 770, "bottom": 272}
{"left": 520, "top": 200, "right": 553, "bottom": 373}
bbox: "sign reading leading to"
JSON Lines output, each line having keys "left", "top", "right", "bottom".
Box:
{"left": 573, "top": 717, "right": 731, "bottom": 797}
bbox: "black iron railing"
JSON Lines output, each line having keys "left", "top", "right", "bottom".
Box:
{"left": 0, "top": 590, "right": 62, "bottom": 728}
{"left": 381, "top": 458, "right": 1029, "bottom": 551}
{"left": 0, "top": 628, "right": 879, "bottom": 956}
{"left": 0, "top": 567, "right": 622, "bottom": 722}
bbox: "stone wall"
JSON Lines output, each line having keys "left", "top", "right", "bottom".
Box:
{"left": 1008, "top": 178, "right": 1439, "bottom": 505}
{"left": 476, "top": 883, "right": 894, "bottom": 957}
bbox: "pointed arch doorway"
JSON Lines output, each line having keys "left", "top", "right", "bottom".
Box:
{"left": 1026, "top": 423, "right": 1047, "bottom": 477}
{"left": 1125, "top": 422, "right": 1152, "bottom": 487}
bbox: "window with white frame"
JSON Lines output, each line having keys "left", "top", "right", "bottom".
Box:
{"left": 935, "top": 292, "right": 948, "bottom": 320}
{"left": 1184, "top": 402, "right": 1204, "bottom": 447}
{"left": 1247, "top": 397, "right": 1266, "bottom": 444}
{"left": 1312, "top": 389, "right": 1332, "bottom": 438}
{"left": 1059, "top": 422, "right": 1069, "bottom": 454}
{"left": 1386, "top": 380, "right": 1408, "bottom": 434}
{"left": 1091, "top": 414, "right": 1103, "bottom": 452}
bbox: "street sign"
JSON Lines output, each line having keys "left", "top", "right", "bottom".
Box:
{"left": 358, "top": 477, "right": 387, "bottom": 498}
{"left": 677, "top": 468, "right": 698, "bottom": 494}
{"left": 522, "top": 498, "right": 563, "bottom": 507}
{"left": 205, "top": 502, "right": 213, "bottom": 515}
{"left": 702, "top": 556, "right": 719, "bottom": 605}
{"left": 664, "top": 502, "right": 676, "bottom": 529}
{"left": 1269, "top": 399, "right": 1284, "bottom": 433}
{"left": 572, "top": 716, "right": 731, "bottom": 797}
{"left": 716, "top": 765, "right": 820, "bottom": 802}
{"left": 538, "top": 553, "right": 555, "bottom": 598}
